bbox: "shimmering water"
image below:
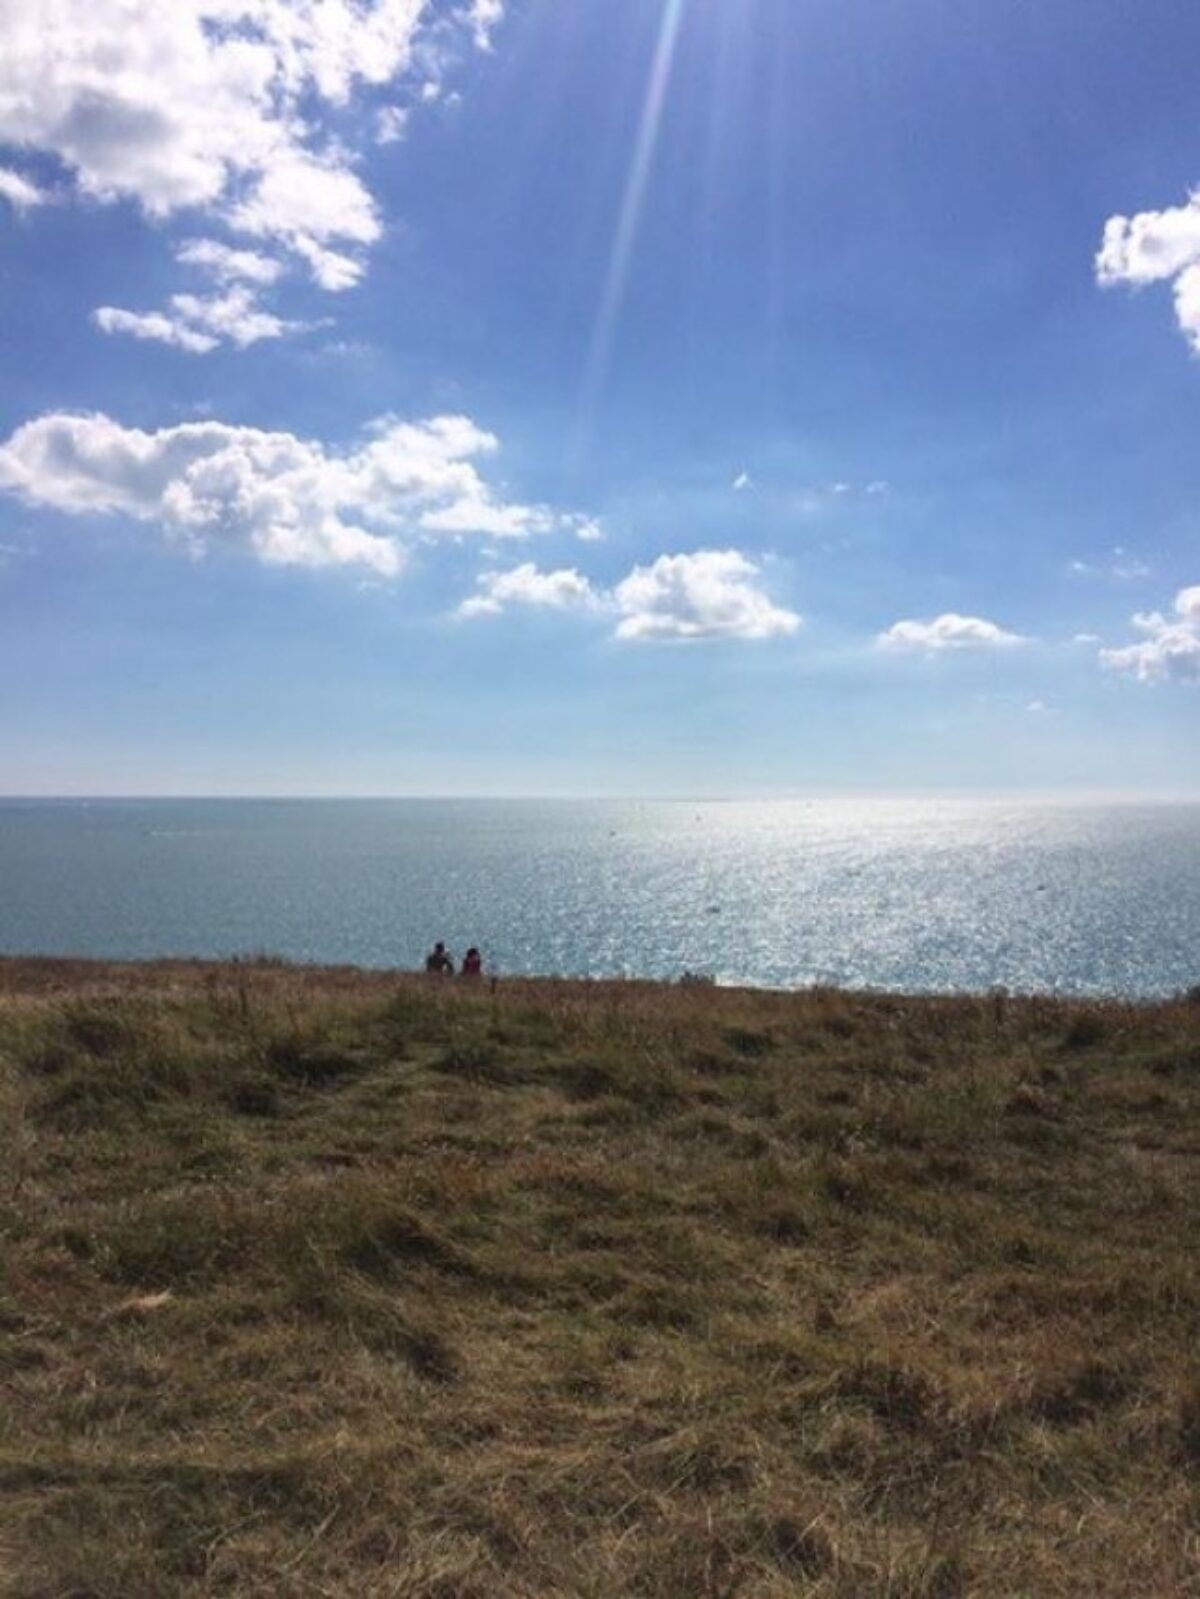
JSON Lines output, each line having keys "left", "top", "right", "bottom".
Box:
{"left": 0, "top": 798, "right": 1197, "bottom": 995}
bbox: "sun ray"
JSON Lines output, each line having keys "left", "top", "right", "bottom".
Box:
{"left": 572, "top": 0, "right": 690, "bottom": 459}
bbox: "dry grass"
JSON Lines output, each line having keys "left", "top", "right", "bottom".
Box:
{"left": 0, "top": 957, "right": 1198, "bottom": 1597}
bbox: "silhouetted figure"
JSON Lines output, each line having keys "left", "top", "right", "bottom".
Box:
{"left": 425, "top": 940, "right": 454, "bottom": 975}
{"left": 461, "top": 946, "right": 483, "bottom": 979}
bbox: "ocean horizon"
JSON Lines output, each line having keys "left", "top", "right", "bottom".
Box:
{"left": 1, "top": 795, "right": 1197, "bottom": 998}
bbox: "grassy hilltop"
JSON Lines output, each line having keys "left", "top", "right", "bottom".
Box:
{"left": 0, "top": 958, "right": 1198, "bottom": 1598}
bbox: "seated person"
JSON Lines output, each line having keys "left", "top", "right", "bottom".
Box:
{"left": 425, "top": 940, "right": 454, "bottom": 975}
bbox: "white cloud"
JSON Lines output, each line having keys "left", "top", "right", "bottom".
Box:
{"left": 420, "top": 497, "right": 555, "bottom": 537}
{"left": 0, "top": 408, "right": 576, "bottom": 578}
{"left": 1097, "top": 193, "right": 1200, "bottom": 350}
{"left": 468, "top": 0, "right": 505, "bottom": 50}
{"left": 91, "top": 307, "right": 219, "bottom": 355}
{"left": 94, "top": 286, "right": 303, "bottom": 352}
{"left": 0, "top": 165, "right": 46, "bottom": 209}
{"left": 1096, "top": 199, "right": 1200, "bottom": 286}
{"left": 176, "top": 237, "right": 284, "bottom": 285}
{"left": 457, "top": 547, "right": 800, "bottom": 643}
{"left": 1171, "top": 263, "right": 1200, "bottom": 349}
{"left": 172, "top": 287, "right": 302, "bottom": 345}
{"left": 291, "top": 236, "right": 365, "bottom": 293}
{"left": 878, "top": 613, "right": 1028, "bottom": 652}
{"left": 0, "top": 0, "right": 496, "bottom": 290}
{"left": 359, "top": 415, "right": 572, "bottom": 540}
{"left": 375, "top": 105, "right": 410, "bottom": 146}
{"left": 1100, "top": 585, "right": 1200, "bottom": 684}
{"left": 227, "top": 147, "right": 380, "bottom": 257}
{"left": 458, "top": 562, "right": 600, "bottom": 619}
{"left": 446, "top": 508, "right": 603, "bottom": 544}
{"left": 613, "top": 550, "right": 800, "bottom": 642}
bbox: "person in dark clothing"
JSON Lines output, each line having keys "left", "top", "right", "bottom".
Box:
{"left": 425, "top": 941, "right": 454, "bottom": 975}
{"left": 461, "top": 946, "right": 483, "bottom": 978}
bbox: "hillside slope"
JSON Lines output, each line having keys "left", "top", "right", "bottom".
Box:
{"left": 1, "top": 959, "right": 1197, "bottom": 1597}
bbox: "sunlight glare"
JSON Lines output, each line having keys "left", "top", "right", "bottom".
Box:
{"left": 573, "top": 0, "right": 690, "bottom": 456}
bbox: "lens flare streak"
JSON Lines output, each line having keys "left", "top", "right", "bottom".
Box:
{"left": 576, "top": 0, "right": 690, "bottom": 438}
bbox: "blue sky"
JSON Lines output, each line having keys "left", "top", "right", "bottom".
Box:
{"left": 0, "top": 0, "right": 1198, "bottom": 796}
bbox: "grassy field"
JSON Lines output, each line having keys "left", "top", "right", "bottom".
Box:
{"left": 0, "top": 957, "right": 1197, "bottom": 1598}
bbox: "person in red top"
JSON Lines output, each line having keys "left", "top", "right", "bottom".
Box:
{"left": 461, "top": 946, "right": 483, "bottom": 979}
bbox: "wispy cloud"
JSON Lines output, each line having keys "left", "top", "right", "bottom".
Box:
{"left": 0, "top": 165, "right": 47, "bottom": 210}
{"left": 1068, "top": 547, "right": 1152, "bottom": 582}
{"left": 878, "top": 614, "right": 1028, "bottom": 653}
{"left": 175, "top": 239, "right": 285, "bottom": 287}
{"left": 374, "top": 106, "right": 411, "bottom": 146}
{"left": 94, "top": 287, "right": 307, "bottom": 354}
{"left": 797, "top": 479, "right": 892, "bottom": 515}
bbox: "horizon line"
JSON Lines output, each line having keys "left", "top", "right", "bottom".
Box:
{"left": 1, "top": 789, "right": 1198, "bottom": 805}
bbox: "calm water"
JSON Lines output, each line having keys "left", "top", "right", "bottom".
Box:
{"left": 0, "top": 798, "right": 1197, "bottom": 996}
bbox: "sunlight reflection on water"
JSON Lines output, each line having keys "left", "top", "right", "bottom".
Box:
{"left": 0, "top": 798, "right": 1196, "bottom": 996}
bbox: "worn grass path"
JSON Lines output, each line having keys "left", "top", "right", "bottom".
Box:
{"left": 1, "top": 958, "right": 1197, "bottom": 1596}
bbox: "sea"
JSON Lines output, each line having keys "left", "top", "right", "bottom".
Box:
{"left": 0, "top": 797, "right": 1197, "bottom": 997}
